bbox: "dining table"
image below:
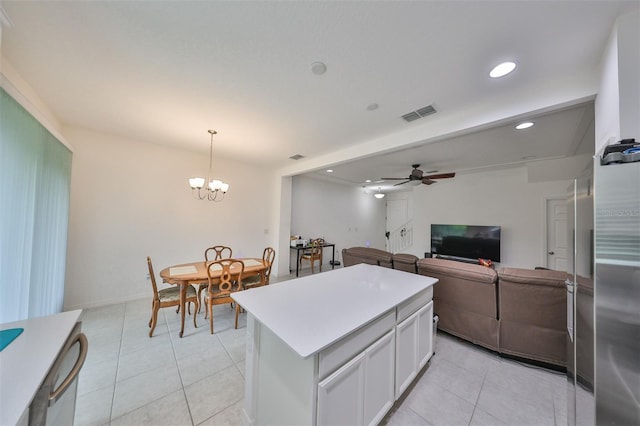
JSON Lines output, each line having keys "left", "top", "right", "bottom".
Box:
{"left": 159, "top": 257, "right": 268, "bottom": 337}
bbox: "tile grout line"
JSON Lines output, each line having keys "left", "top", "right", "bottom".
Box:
{"left": 165, "top": 308, "right": 198, "bottom": 426}
{"left": 107, "top": 305, "right": 126, "bottom": 425}
{"left": 467, "top": 358, "right": 491, "bottom": 425}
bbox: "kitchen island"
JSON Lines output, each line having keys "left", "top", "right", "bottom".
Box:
{"left": 232, "top": 263, "right": 437, "bottom": 425}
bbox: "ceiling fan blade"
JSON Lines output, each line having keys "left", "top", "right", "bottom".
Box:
{"left": 422, "top": 178, "right": 436, "bottom": 185}
{"left": 424, "top": 172, "right": 455, "bottom": 179}
{"left": 393, "top": 180, "right": 410, "bottom": 186}
{"left": 382, "top": 177, "right": 409, "bottom": 180}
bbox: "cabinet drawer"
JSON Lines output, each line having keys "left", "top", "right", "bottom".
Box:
{"left": 319, "top": 310, "right": 395, "bottom": 379}
{"left": 397, "top": 287, "right": 433, "bottom": 323}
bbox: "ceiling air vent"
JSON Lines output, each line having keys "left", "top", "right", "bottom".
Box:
{"left": 402, "top": 104, "right": 436, "bottom": 122}
{"left": 289, "top": 154, "right": 305, "bottom": 160}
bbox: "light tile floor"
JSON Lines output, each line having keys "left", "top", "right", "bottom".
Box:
{"left": 75, "top": 270, "right": 567, "bottom": 426}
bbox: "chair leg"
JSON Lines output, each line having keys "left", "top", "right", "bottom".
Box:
{"left": 235, "top": 304, "right": 240, "bottom": 329}
{"left": 197, "top": 286, "right": 204, "bottom": 313}
{"left": 311, "top": 260, "right": 315, "bottom": 274}
{"left": 192, "top": 300, "right": 198, "bottom": 328}
{"left": 148, "top": 300, "right": 154, "bottom": 327}
{"left": 208, "top": 301, "right": 214, "bottom": 334}
{"left": 149, "top": 301, "right": 159, "bottom": 338}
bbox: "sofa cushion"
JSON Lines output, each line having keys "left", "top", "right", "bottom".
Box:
{"left": 342, "top": 247, "right": 393, "bottom": 268}
{"left": 498, "top": 267, "right": 568, "bottom": 288}
{"left": 417, "top": 258, "right": 497, "bottom": 284}
{"left": 497, "top": 267, "right": 567, "bottom": 366}
{"left": 392, "top": 253, "right": 418, "bottom": 273}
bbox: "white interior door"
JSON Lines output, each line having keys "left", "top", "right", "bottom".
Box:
{"left": 546, "top": 198, "right": 568, "bottom": 270}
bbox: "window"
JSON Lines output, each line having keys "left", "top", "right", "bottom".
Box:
{"left": 1, "top": 87, "right": 72, "bottom": 322}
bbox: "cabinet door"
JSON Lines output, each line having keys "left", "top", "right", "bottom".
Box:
{"left": 318, "top": 352, "right": 366, "bottom": 426}
{"left": 363, "top": 330, "right": 396, "bottom": 426}
{"left": 417, "top": 301, "right": 434, "bottom": 369}
{"left": 395, "top": 310, "right": 419, "bottom": 397}
{"left": 395, "top": 301, "right": 434, "bottom": 398}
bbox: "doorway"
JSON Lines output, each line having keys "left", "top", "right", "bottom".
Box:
{"left": 545, "top": 197, "right": 568, "bottom": 270}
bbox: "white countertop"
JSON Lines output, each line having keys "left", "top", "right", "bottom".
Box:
{"left": 1, "top": 310, "right": 82, "bottom": 426}
{"left": 232, "top": 264, "right": 436, "bottom": 358}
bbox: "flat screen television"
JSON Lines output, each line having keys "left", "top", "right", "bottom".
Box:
{"left": 430, "top": 224, "right": 501, "bottom": 262}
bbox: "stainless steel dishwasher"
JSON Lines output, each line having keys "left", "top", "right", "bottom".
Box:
{"left": 28, "top": 322, "right": 88, "bottom": 426}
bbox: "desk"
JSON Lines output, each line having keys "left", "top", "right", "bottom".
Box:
{"left": 289, "top": 243, "right": 336, "bottom": 276}
{"left": 160, "top": 258, "right": 267, "bottom": 337}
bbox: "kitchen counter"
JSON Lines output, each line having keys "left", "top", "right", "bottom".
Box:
{"left": 233, "top": 263, "right": 436, "bottom": 358}
{"left": 0, "top": 310, "right": 82, "bottom": 426}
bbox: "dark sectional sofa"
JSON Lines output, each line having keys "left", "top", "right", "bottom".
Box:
{"left": 341, "top": 247, "right": 568, "bottom": 368}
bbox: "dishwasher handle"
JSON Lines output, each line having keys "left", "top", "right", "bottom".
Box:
{"left": 48, "top": 332, "right": 88, "bottom": 405}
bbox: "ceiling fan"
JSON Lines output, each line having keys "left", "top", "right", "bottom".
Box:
{"left": 383, "top": 164, "right": 455, "bottom": 186}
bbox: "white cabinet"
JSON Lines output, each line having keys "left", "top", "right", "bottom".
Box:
{"left": 318, "top": 330, "right": 396, "bottom": 426}
{"left": 318, "top": 352, "right": 366, "bottom": 426}
{"left": 235, "top": 265, "right": 438, "bottom": 426}
{"left": 363, "top": 330, "right": 396, "bottom": 425}
{"left": 395, "top": 301, "right": 433, "bottom": 397}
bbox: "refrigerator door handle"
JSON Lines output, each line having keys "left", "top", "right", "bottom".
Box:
{"left": 566, "top": 279, "right": 575, "bottom": 341}
{"left": 48, "top": 332, "right": 88, "bottom": 406}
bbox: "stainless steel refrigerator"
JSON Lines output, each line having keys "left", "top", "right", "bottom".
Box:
{"left": 567, "top": 156, "right": 640, "bottom": 425}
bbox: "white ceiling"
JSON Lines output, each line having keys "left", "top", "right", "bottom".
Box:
{"left": 1, "top": 1, "right": 637, "bottom": 188}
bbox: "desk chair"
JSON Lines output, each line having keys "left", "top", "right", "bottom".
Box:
{"left": 299, "top": 238, "right": 324, "bottom": 274}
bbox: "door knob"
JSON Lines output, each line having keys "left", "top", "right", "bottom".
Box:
{"left": 548, "top": 251, "right": 555, "bottom": 255}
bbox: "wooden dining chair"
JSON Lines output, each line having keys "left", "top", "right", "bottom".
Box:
{"left": 203, "top": 258, "right": 245, "bottom": 333}
{"left": 147, "top": 256, "right": 199, "bottom": 338}
{"left": 243, "top": 247, "right": 276, "bottom": 290}
{"left": 205, "top": 245, "right": 232, "bottom": 262}
{"left": 299, "top": 238, "right": 324, "bottom": 274}
{"left": 199, "top": 245, "right": 233, "bottom": 311}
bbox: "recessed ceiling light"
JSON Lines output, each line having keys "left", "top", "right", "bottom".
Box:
{"left": 365, "top": 179, "right": 372, "bottom": 183}
{"left": 326, "top": 169, "right": 333, "bottom": 173}
{"left": 515, "top": 121, "right": 534, "bottom": 130}
{"left": 490, "top": 61, "right": 516, "bottom": 78}
{"left": 366, "top": 103, "right": 379, "bottom": 111}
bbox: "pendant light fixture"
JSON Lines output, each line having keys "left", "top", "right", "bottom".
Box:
{"left": 374, "top": 187, "right": 385, "bottom": 199}
{"left": 189, "top": 130, "right": 229, "bottom": 202}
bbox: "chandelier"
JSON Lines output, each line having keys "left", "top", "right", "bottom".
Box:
{"left": 189, "top": 130, "right": 229, "bottom": 201}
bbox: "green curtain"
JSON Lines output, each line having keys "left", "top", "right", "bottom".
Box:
{"left": 1, "top": 87, "right": 72, "bottom": 322}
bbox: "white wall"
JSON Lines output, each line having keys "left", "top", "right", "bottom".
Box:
{"left": 595, "top": 10, "right": 640, "bottom": 153}
{"left": 388, "top": 166, "right": 571, "bottom": 269}
{"left": 291, "top": 175, "right": 386, "bottom": 271}
{"left": 63, "top": 126, "right": 277, "bottom": 309}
